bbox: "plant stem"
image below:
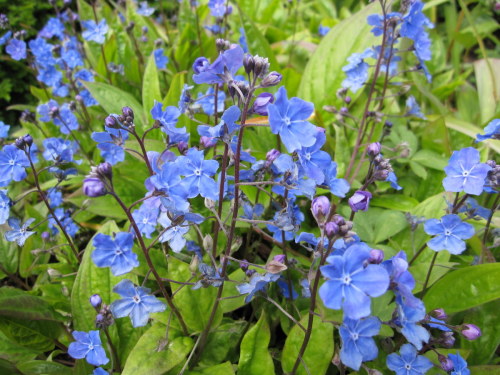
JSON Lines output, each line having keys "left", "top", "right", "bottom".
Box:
{"left": 421, "top": 251, "right": 437, "bottom": 296}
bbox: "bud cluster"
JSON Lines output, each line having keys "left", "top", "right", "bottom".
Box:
{"left": 325, "top": 214, "right": 353, "bottom": 239}
{"left": 372, "top": 154, "right": 394, "bottom": 181}
{"left": 14, "top": 134, "right": 33, "bottom": 152}
{"left": 83, "top": 162, "right": 113, "bottom": 198}
{"left": 485, "top": 160, "right": 499, "bottom": 190}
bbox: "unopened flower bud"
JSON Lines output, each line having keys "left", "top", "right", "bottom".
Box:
{"left": 105, "top": 115, "right": 118, "bottom": 128}
{"left": 431, "top": 308, "right": 447, "bottom": 321}
{"left": 461, "top": 324, "right": 481, "bottom": 340}
{"left": 344, "top": 96, "right": 352, "bottom": 104}
{"left": 41, "top": 231, "right": 50, "bottom": 241}
{"left": 240, "top": 260, "right": 249, "bottom": 271}
{"left": 253, "top": 55, "right": 270, "bottom": 77}
{"left": 253, "top": 93, "right": 274, "bottom": 116}
{"left": 340, "top": 107, "right": 349, "bottom": 114}
{"left": 15, "top": 137, "right": 26, "bottom": 150}
{"left": 260, "top": 71, "right": 282, "bottom": 87}
{"left": 200, "top": 136, "right": 216, "bottom": 148}
{"left": 90, "top": 294, "right": 102, "bottom": 308}
{"left": 243, "top": 54, "right": 254, "bottom": 75}
{"left": 266, "top": 149, "right": 280, "bottom": 163}
{"left": 311, "top": 196, "right": 330, "bottom": 221}
{"left": 368, "top": 249, "right": 384, "bottom": 264}
{"left": 97, "top": 162, "right": 113, "bottom": 180}
{"left": 273, "top": 254, "right": 286, "bottom": 264}
{"left": 367, "top": 142, "right": 381, "bottom": 157}
{"left": 438, "top": 354, "right": 454, "bottom": 372}
{"left": 83, "top": 178, "right": 107, "bottom": 197}
{"left": 177, "top": 141, "right": 188, "bottom": 155}
{"left": 325, "top": 221, "right": 339, "bottom": 239}
{"left": 216, "top": 38, "right": 231, "bottom": 52}
{"left": 441, "top": 332, "right": 455, "bottom": 347}
{"left": 348, "top": 190, "right": 372, "bottom": 212}
{"left": 246, "top": 269, "right": 256, "bottom": 277}
{"left": 122, "top": 106, "right": 134, "bottom": 120}
{"left": 266, "top": 260, "right": 287, "bottom": 274}
{"left": 203, "top": 234, "right": 213, "bottom": 252}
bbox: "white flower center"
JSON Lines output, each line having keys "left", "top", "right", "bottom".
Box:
{"left": 88, "top": 344, "right": 94, "bottom": 350}
{"left": 8, "top": 159, "right": 15, "bottom": 165}
{"left": 133, "top": 295, "right": 141, "bottom": 304}
{"left": 444, "top": 230, "right": 451, "bottom": 236}
{"left": 343, "top": 275, "right": 352, "bottom": 285}
{"left": 194, "top": 169, "right": 202, "bottom": 176}
{"left": 142, "top": 218, "right": 148, "bottom": 224}
{"left": 283, "top": 117, "right": 291, "bottom": 126}
{"left": 351, "top": 333, "right": 359, "bottom": 340}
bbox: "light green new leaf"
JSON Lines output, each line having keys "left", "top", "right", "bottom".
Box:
{"left": 238, "top": 312, "right": 275, "bottom": 375}
{"left": 122, "top": 323, "right": 193, "bottom": 375}
{"left": 142, "top": 53, "right": 162, "bottom": 121}
{"left": 443, "top": 116, "right": 500, "bottom": 154}
{"left": 423, "top": 263, "right": 500, "bottom": 313}
{"left": 187, "top": 361, "right": 235, "bottom": 375}
{"left": 474, "top": 58, "right": 500, "bottom": 124}
{"left": 281, "top": 314, "right": 334, "bottom": 375}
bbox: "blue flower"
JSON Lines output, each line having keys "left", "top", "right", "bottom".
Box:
{"left": 382, "top": 251, "right": 420, "bottom": 308}
{"left": 178, "top": 84, "right": 193, "bottom": 113}
{"left": 386, "top": 171, "right": 403, "bottom": 190}
{"left": 150, "top": 101, "right": 185, "bottom": 137}
{"left": 5, "top": 218, "right": 36, "bottom": 246}
{"left": 476, "top": 118, "right": 500, "bottom": 142}
{"left": 37, "top": 101, "right": 79, "bottom": 135}
{"left": 137, "top": 1, "right": 155, "bottom": 16}
{"left": 458, "top": 197, "right": 491, "bottom": 220}
{"left": 0, "top": 190, "right": 10, "bottom": 224}
{"left": 0, "top": 145, "right": 30, "bottom": 184}
{"left": 49, "top": 208, "right": 79, "bottom": 237}
{"left": 318, "top": 25, "right": 330, "bottom": 36}
{"left": 406, "top": 96, "right": 426, "bottom": 119}
{"left": 39, "top": 17, "right": 65, "bottom": 40}
{"left": 236, "top": 272, "right": 280, "bottom": 303}
{"left": 443, "top": 147, "right": 492, "bottom": 195}
{"left": 208, "top": 0, "right": 231, "bottom": 17}
{"left": 82, "top": 19, "right": 108, "bottom": 44}
{"left": 242, "top": 202, "right": 264, "bottom": 220}
{"left": 0, "top": 121, "right": 10, "bottom": 138}
{"left": 47, "top": 187, "right": 63, "bottom": 208}
{"left": 319, "top": 243, "right": 390, "bottom": 319}
{"left": 339, "top": 317, "right": 381, "bottom": 370}
{"left": 149, "top": 162, "right": 190, "bottom": 213}
{"left": 92, "top": 232, "right": 139, "bottom": 276}
{"left": 322, "top": 161, "right": 350, "bottom": 197}
{"left": 367, "top": 12, "right": 401, "bottom": 36}
{"left": 37, "top": 66, "right": 63, "bottom": 87}
{"left": 395, "top": 296, "right": 430, "bottom": 350}
{"left": 196, "top": 87, "right": 226, "bottom": 116}
{"left": 68, "top": 330, "right": 109, "bottom": 366}
{"left": 110, "top": 279, "right": 166, "bottom": 327}
{"left": 401, "top": 1, "right": 433, "bottom": 40}
{"left": 198, "top": 105, "right": 240, "bottom": 141}
{"left": 6, "top": 39, "right": 26, "bottom": 60}
{"left": 154, "top": 48, "right": 168, "bottom": 69}
{"left": 176, "top": 148, "right": 219, "bottom": 200}
{"left": 42, "top": 137, "right": 79, "bottom": 163}
{"left": 132, "top": 205, "right": 159, "bottom": 238}
{"left": 93, "top": 368, "right": 108, "bottom": 375}
{"left": 239, "top": 27, "right": 248, "bottom": 52}
{"left": 192, "top": 45, "right": 244, "bottom": 85}
{"left": 387, "top": 343, "right": 433, "bottom": 375}
{"left": 449, "top": 352, "right": 470, "bottom": 375}
{"left": 268, "top": 86, "right": 317, "bottom": 153}
{"left": 342, "top": 49, "right": 373, "bottom": 93}
{"left": 424, "top": 214, "right": 474, "bottom": 255}
{"left": 0, "top": 31, "right": 12, "bottom": 46}
{"left": 277, "top": 277, "right": 298, "bottom": 299}
{"left": 91, "top": 125, "right": 129, "bottom": 165}
{"left": 29, "top": 37, "right": 56, "bottom": 68}
{"left": 297, "top": 129, "right": 331, "bottom": 184}
{"left": 158, "top": 212, "right": 189, "bottom": 252}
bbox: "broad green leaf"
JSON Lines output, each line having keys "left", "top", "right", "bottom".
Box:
{"left": 142, "top": 52, "right": 162, "bottom": 121}
{"left": 187, "top": 362, "right": 235, "bottom": 375}
{"left": 281, "top": 314, "right": 334, "bottom": 375}
{"left": 0, "top": 330, "right": 38, "bottom": 364}
{"left": 238, "top": 312, "right": 274, "bottom": 375}
{"left": 443, "top": 116, "right": 500, "bottom": 154}
{"left": 200, "top": 320, "right": 246, "bottom": 366}
{"left": 411, "top": 193, "right": 447, "bottom": 219}
{"left": 163, "top": 72, "right": 187, "bottom": 107}
{"left": 468, "top": 365, "right": 500, "bottom": 374}
{"left": 71, "top": 221, "right": 143, "bottom": 362}
{"left": 0, "top": 317, "right": 60, "bottom": 352}
{"left": 474, "top": 58, "right": 500, "bottom": 123}
{"left": 0, "top": 358, "right": 20, "bottom": 374}
{"left": 410, "top": 161, "right": 428, "bottom": 180}
{"left": 121, "top": 323, "right": 193, "bottom": 375}
{"left": 424, "top": 263, "right": 500, "bottom": 313}
{"left": 298, "top": 3, "right": 378, "bottom": 108}
{"left": 167, "top": 257, "right": 222, "bottom": 333}
{"left": 0, "top": 288, "right": 61, "bottom": 322}
{"left": 370, "top": 195, "right": 419, "bottom": 211}
{"left": 83, "top": 81, "right": 146, "bottom": 128}
{"left": 345, "top": 208, "right": 408, "bottom": 244}
{"left": 16, "top": 361, "right": 72, "bottom": 375}
{"left": 411, "top": 149, "right": 448, "bottom": 170}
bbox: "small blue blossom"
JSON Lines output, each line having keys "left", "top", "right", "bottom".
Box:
{"left": 277, "top": 277, "right": 298, "bottom": 299}
{"left": 0, "top": 145, "right": 30, "bottom": 184}
{"left": 192, "top": 45, "right": 244, "bottom": 85}
{"left": 339, "top": 317, "right": 381, "bottom": 370}
{"left": 137, "top": 1, "right": 155, "bottom": 16}
{"left": 176, "top": 148, "right": 219, "bottom": 200}
{"left": 29, "top": 37, "right": 55, "bottom": 68}
{"left": 406, "top": 96, "right": 426, "bottom": 119}
{"left": 386, "top": 171, "right": 403, "bottom": 190}
{"left": 342, "top": 48, "right": 372, "bottom": 93}
{"left": 92, "top": 232, "right": 139, "bottom": 276}
{"left": 0, "top": 121, "right": 10, "bottom": 138}
{"left": 198, "top": 105, "right": 240, "bottom": 141}
{"left": 387, "top": 343, "right": 433, "bottom": 375}
{"left": 178, "top": 84, "right": 193, "bottom": 113}
{"left": 110, "top": 279, "right": 166, "bottom": 327}
{"left": 196, "top": 87, "right": 226, "bottom": 116}
{"left": 82, "top": 19, "right": 108, "bottom": 44}
{"left": 242, "top": 202, "right": 264, "bottom": 220}
{"left": 39, "top": 17, "right": 65, "bottom": 40}
{"left": 0, "top": 31, "right": 12, "bottom": 46}
{"left": 91, "top": 125, "right": 129, "bottom": 165}
{"left": 132, "top": 205, "right": 159, "bottom": 238}
{"left": 268, "top": 86, "right": 317, "bottom": 153}
{"left": 150, "top": 101, "right": 185, "bottom": 137}
{"left": 37, "top": 66, "right": 63, "bottom": 88}
{"left": 236, "top": 272, "right": 280, "bottom": 303}
{"left": 37, "top": 100, "right": 79, "bottom": 134}
{"left": 5, "top": 218, "right": 36, "bottom": 246}
{"left": 49, "top": 208, "right": 79, "bottom": 237}
{"left": 367, "top": 12, "right": 401, "bottom": 36}
{"left": 424, "top": 214, "right": 474, "bottom": 255}
{"left": 476, "top": 118, "right": 500, "bottom": 142}
{"left": 47, "top": 187, "right": 63, "bottom": 208}
{"left": 42, "top": 138, "right": 79, "bottom": 163}
{"left": 208, "top": 0, "right": 231, "bottom": 17}
{"left": 449, "top": 352, "right": 470, "bottom": 375}
{"left": 0, "top": 189, "right": 10, "bottom": 224}
{"left": 297, "top": 129, "right": 331, "bottom": 184}
{"left": 382, "top": 251, "right": 420, "bottom": 308}
{"left": 6, "top": 38, "right": 26, "bottom": 60}
{"left": 458, "top": 198, "right": 491, "bottom": 220}
{"left": 154, "top": 48, "right": 168, "bottom": 69}
{"left": 319, "top": 243, "right": 390, "bottom": 319}
{"left": 318, "top": 25, "right": 330, "bottom": 36}
{"left": 68, "top": 330, "right": 109, "bottom": 366}
{"left": 149, "top": 162, "right": 190, "bottom": 213}
{"left": 395, "top": 296, "right": 430, "bottom": 350}
{"left": 158, "top": 212, "right": 189, "bottom": 252}
{"left": 443, "top": 147, "right": 492, "bottom": 195}
{"left": 322, "top": 161, "right": 350, "bottom": 197}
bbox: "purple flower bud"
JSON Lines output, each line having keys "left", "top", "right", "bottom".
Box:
{"left": 41, "top": 231, "right": 50, "bottom": 241}
{"left": 367, "top": 142, "right": 381, "bottom": 157}
{"left": 266, "top": 149, "right": 280, "bottom": 163}
{"left": 325, "top": 221, "right": 339, "bottom": 239}
{"left": 193, "top": 57, "right": 210, "bottom": 74}
{"left": 177, "top": 141, "right": 188, "bottom": 154}
{"left": 441, "top": 332, "right": 455, "bottom": 348}
{"left": 240, "top": 259, "right": 249, "bottom": 271}
{"left": 122, "top": 106, "right": 134, "bottom": 120}
{"left": 368, "top": 249, "right": 384, "bottom": 264}
{"left": 23, "top": 134, "right": 33, "bottom": 147}
{"left": 83, "top": 178, "right": 107, "bottom": 197}
{"left": 348, "top": 190, "right": 372, "bottom": 212}
{"left": 253, "top": 93, "right": 274, "bottom": 116}
{"left": 260, "top": 71, "right": 282, "bottom": 87}
{"left": 200, "top": 136, "right": 217, "bottom": 148}
{"left": 273, "top": 254, "right": 286, "bottom": 264}
{"left": 340, "top": 107, "right": 349, "bottom": 114}
{"left": 344, "top": 96, "right": 352, "bottom": 104}
{"left": 461, "top": 324, "right": 481, "bottom": 340}
{"left": 97, "top": 162, "right": 113, "bottom": 180}
{"left": 105, "top": 115, "right": 118, "bottom": 128}
{"left": 438, "top": 355, "right": 454, "bottom": 372}
{"left": 311, "top": 196, "right": 330, "bottom": 220}
{"left": 431, "top": 308, "right": 447, "bottom": 321}
{"left": 245, "top": 269, "right": 256, "bottom": 277}
{"left": 90, "top": 294, "right": 102, "bottom": 308}
{"left": 15, "top": 137, "right": 26, "bottom": 150}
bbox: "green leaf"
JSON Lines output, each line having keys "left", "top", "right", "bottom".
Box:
{"left": 163, "top": 72, "right": 187, "bottom": 107}
{"left": 474, "top": 58, "right": 500, "bottom": 123}
{"left": 410, "top": 161, "right": 428, "bottom": 180}
{"left": 186, "top": 362, "right": 235, "bottom": 375}
{"left": 0, "top": 317, "right": 60, "bottom": 352}
{"left": 121, "top": 323, "right": 193, "bottom": 375}
{"left": 0, "top": 329, "right": 38, "bottom": 364}
{"left": 297, "top": 3, "right": 378, "bottom": 109}
{"left": 370, "top": 195, "right": 419, "bottom": 211}
{"left": 424, "top": 263, "right": 500, "bottom": 313}
{"left": 142, "top": 52, "right": 162, "bottom": 121}
{"left": 71, "top": 221, "right": 143, "bottom": 362}
{"left": 411, "top": 149, "right": 448, "bottom": 171}
{"left": 411, "top": 193, "right": 447, "bottom": 219}
{"left": 200, "top": 320, "right": 246, "bottom": 366}
{"left": 238, "top": 312, "right": 275, "bottom": 375}
{"left": 0, "top": 288, "right": 61, "bottom": 322}
{"left": 468, "top": 365, "right": 500, "bottom": 374}
{"left": 16, "top": 361, "right": 72, "bottom": 375}
{"left": 0, "top": 358, "right": 20, "bottom": 374}
{"left": 281, "top": 314, "right": 334, "bottom": 375}
{"left": 443, "top": 116, "right": 500, "bottom": 154}
{"left": 83, "top": 81, "right": 146, "bottom": 128}
{"left": 345, "top": 208, "right": 408, "bottom": 244}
